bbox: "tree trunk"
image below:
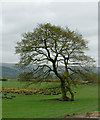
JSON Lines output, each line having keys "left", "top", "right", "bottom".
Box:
{"left": 60, "top": 80, "right": 70, "bottom": 101}
{"left": 69, "top": 88, "right": 74, "bottom": 101}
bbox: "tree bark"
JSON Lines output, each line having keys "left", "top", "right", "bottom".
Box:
{"left": 53, "top": 62, "right": 71, "bottom": 101}
{"left": 69, "top": 88, "right": 74, "bottom": 101}
{"left": 60, "top": 80, "right": 70, "bottom": 101}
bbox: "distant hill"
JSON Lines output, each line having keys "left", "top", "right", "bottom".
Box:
{"left": 1, "top": 66, "right": 19, "bottom": 78}
{"left": 0, "top": 63, "right": 20, "bottom": 78}
{"left": 0, "top": 63, "right": 99, "bottom": 78}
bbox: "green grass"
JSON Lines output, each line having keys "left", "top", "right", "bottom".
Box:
{"left": 2, "top": 81, "right": 60, "bottom": 89}
{"left": 2, "top": 81, "right": 98, "bottom": 118}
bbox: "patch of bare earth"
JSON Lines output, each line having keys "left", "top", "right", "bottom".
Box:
{"left": 64, "top": 111, "right": 100, "bottom": 118}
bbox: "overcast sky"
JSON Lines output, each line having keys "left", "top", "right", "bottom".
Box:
{"left": 1, "top": 2, "right": 98, "bottom": 66}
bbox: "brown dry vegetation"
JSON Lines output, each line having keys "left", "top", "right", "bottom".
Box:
{"left": 64, "top": 111, "right": 100, "bottom": 118}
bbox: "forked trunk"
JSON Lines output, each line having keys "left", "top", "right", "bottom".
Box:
{"left": 69, "top": 88, "right": 74, "bottom": 101}
{"left": 60, "top": 80, "right": 70, "bottom": 101}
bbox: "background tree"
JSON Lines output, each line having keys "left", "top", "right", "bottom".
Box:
{"left": 15, "top": 23, "right": 95, "bottom": 101}
{"left": 18, "top": 72, "right": 34, "bottom": 82}
{"left": 82, "top": 72, "right": 98, "bottom": 83}
{"left": 70, "top": 71, "right": 98, "bottom": 84}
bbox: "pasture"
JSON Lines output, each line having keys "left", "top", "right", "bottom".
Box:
{"left": 2, "top": 81, "right": 98, "bottom": 118}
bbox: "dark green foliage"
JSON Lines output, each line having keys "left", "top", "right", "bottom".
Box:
{"left": 18, "top": 72, "right": 34, "bottom": 81}
{"left": 0, "top": 78, "right": 8, "bottom": 81}
{"left": 70, "top": 70, "right": 98, "bottom": 84}
{"left": 82, "top": 72, "right": 98, "bottom": 83}
{"left": 2, "top": 93, "right": 16, "bottom": 100}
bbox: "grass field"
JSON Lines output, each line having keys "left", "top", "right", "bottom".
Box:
{"left": 2, "top": 81, "right": 60, "bottom": 89}
{"left": 2, "top": 81, "right": 98, "bottom": 118}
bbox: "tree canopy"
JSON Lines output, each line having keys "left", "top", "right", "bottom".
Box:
{"left": 15, "top": 23, "right": 95, "bottom": 101}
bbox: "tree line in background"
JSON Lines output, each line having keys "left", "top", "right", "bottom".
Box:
{"left": 17, "top": 71, "right": 99, "bottom": 83}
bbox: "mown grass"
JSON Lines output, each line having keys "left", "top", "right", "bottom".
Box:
{"left": 2, "top": 81, "right": 60, "bottom": 89}
{"left": 2, "top": 81, "right": 98, "bottom": 118}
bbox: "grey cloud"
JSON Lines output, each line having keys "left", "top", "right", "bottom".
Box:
{"left": 1, "top": 2, "right": 98, "bottom": 65}
{"left": 2, "top": 51, "right": 19, "bottom": 63}
{"left": 2, "top": 3, "right": 55, "bottom": 36}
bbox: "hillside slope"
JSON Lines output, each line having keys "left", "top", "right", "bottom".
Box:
{"left": 0, "top": 63, "right": 99, "bottom": 78}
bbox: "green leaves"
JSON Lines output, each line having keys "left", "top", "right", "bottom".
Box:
{"left": 15, "top": 23, "right": 95, "bottom": 82}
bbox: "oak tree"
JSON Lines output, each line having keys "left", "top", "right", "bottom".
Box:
{"left": 15, "top": 23, "right": 95, "bottom": 101}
